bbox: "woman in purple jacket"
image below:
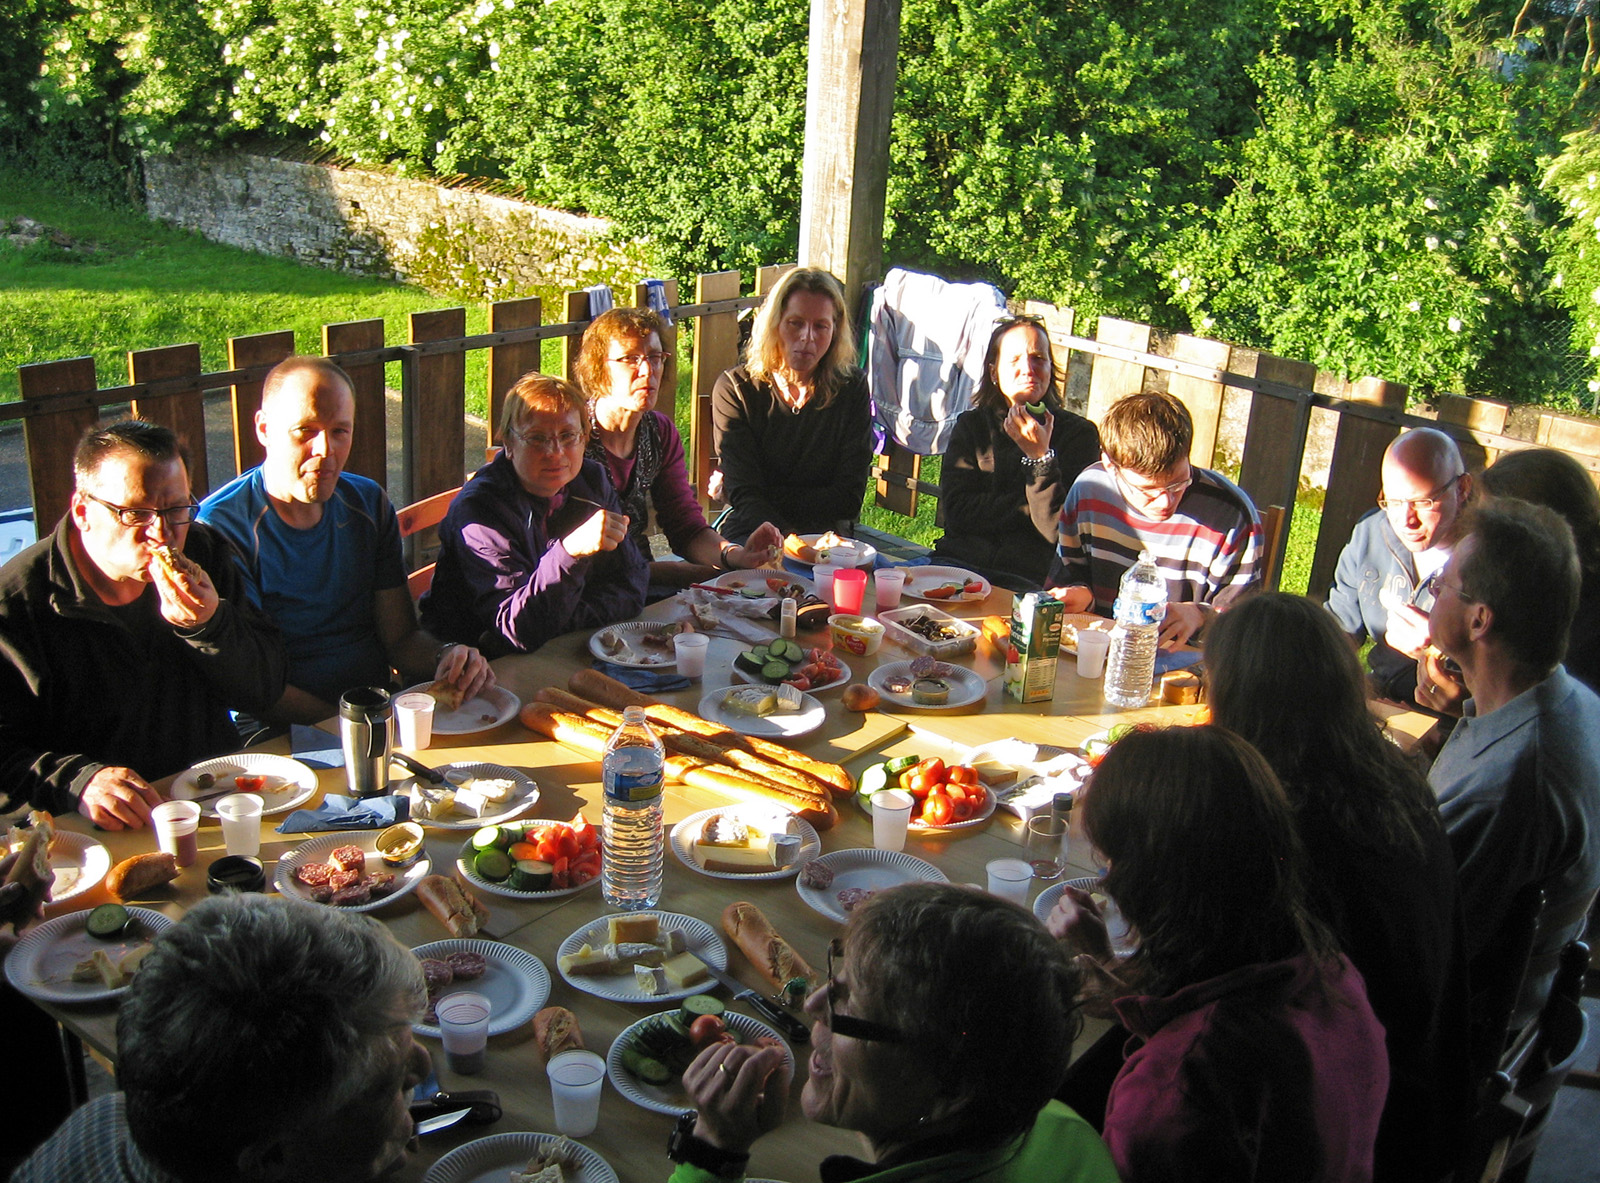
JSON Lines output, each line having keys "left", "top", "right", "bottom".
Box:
{"left": 1049, "top": 726, "right": 1389, "bottom": 1183}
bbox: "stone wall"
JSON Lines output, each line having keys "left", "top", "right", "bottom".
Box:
{"left": 142, "top": 152, "right": 649, "bottom": 300}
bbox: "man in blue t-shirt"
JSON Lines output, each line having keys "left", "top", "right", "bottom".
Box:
{"left": 199, "top": 357, "right": 491, "bottom": 724}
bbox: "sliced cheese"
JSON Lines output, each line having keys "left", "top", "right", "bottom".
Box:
{"left": 696, "top": 834, "right": 779, "bottom": 873}
{"left": 723, "top": 687, "right": 776, "bottom": 717}
{"left": 607, "top": 914, "right": 660, "bottom": 945}
{"left": 606, "top": 942, "right": 667, "bottom": 972}
{"left": 661, "top": 951, "right": 710, "bottom": 990}
{"left": 558, "top": 943, "right": 615, "bottom": 976}
{"left": 633, "top": 964, "right": 668, "bottom": 995}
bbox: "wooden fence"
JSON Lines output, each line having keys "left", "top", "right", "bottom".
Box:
{"left": 11, "top": 264, "right": 1600, "bottom": 601}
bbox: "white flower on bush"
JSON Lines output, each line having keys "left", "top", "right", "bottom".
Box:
{"left": 1408, "top": 301, "right": 1421, "bottom": 312}
{"left": 1425, "top": 236, "right": 1439, "bottom": 250}
{"left": 1447, "top": 317, "right": 1462, "bottom": 332}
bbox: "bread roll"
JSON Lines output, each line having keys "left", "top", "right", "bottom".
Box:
{"left": 722, "top": 900, "right": 817, "bottom": 993}
{"left": 532, "top": 1006, "right": 584, "bottom": 1062}
{"left": 105, "top": 852, "right": 179, "bottom": 900}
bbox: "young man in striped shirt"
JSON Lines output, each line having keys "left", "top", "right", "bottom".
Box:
{"left": 1048, "top": 392, "right": 1262, "bottom": 647}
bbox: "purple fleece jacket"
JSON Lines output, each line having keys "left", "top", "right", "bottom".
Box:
{"left": 1104, "top": 952, "right": 1388, "bottom": 1183}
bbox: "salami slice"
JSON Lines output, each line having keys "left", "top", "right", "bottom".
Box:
{"left": 331, "top": 882, "right": 373, "bottom": 907}
{"left": 308, "top": 884, "right": 334, "bottom": 903}
{"left": 419, "top": 958, "right": 455, "bottom": 994}
{"left": 329, "top": 845, "right": 366, "bottom": 875}
{"left": 445, "top": 951, "right": 488, "bottom": 980}
{"left": 295, "top": 862, "right": 335, "bottom": 887}
{"left": 837, "top": 887, "right": 874, "bottom": 912}
{"left": 365, "top": 871, "right": 397, "bottom": 898}
{"left": 328, "top": 867, "right": 360, "bottom": 891}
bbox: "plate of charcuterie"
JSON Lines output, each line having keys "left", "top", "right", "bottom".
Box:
{"left": 274, "top": 833, "right": 431, "bottom": 913}
{"left": 901, "top": 565, "right": 991, "bottom": 603}
{"left": 171, "top": 752, "right": 319, "bottom": 818}
{"left": 555, "top": 911, "right": 725, "bottom": 1003}
{"left": 6, "top": 906, "right": 175, "bottom": 1004}
{"left": 410, "top": 939, "right": 549, "bottom": 1038}
{"left": 421, "top": 1131, "right": 619, "bottom": 1183}
{"left": 608, "top": 1009, "right": 793, "bottom": 1115}
{"left": 795, "top": 849, "right": 948, "bottom": 923}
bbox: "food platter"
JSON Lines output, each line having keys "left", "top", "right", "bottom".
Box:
{"left": 793, "top": 533, "right": 877, "bottom": 569}
{"left": 732, "top": 655, "right": 850, "bottom": 694}
{"left": 5, "top": 906, "right": 175, "bottom": 1005}
{"left": 669, "top": 804, "right": 822, "bottom": 881}
{"left": 398, "top": 683, "right": 521, "bottom": 735}
{"left": 587, "top": 620, "right": 683, "bottom": 668}
{"left": 409, "top": 939, "right": 550, "bottom": 1039}
{"left": 421, "top": 1132, "right": 619, "bottom": 1183}
{"left": 867, "top": 661, "right": 989, "bottom": 711}
{"left": 708, "top": 569, "right": 815, "bottom": 596}
{"left": 901, "top": 565, "right": 991, "bottom": 603}
{"left": 698, "top": 687, "right": 825, "bottom": 739}
{"left": 43, "top": 830, "right": 111, "bottom": 903}
{"left": 555, "top": 912, "right": 725, "bottom": 1003}
{"left": 858, "top": 783, "right": 996, "bottom": 833}
{"left": 607, "top": 1010, "right": 793, "bottom": 1115}
{"left": 170, "top": 752, "right": 319, "bottom": 818}
{"left": 274, "top": 833, "right": 431, "bottom": 914}
{"left": 454, "top": 837, "right": 601, "bottom": 901}
{"left": 795, "top": 849, "right": 948, "bottom": 923}
{"left": 397, "top": 761, "right": 540, "bottom": 830}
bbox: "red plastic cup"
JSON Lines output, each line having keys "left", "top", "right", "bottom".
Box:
{"left": 832, "top": 568, "right": 867, "bottom": 614}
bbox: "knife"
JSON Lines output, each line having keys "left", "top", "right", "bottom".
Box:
{"left": 415, "top": 1108, "right": 472, "bottom": 1136}
{"left": 690, "top": 953, "right": 809, "bottom": 1044}
{"left": 392, "top": 752, "right": 452, "bottom": 786}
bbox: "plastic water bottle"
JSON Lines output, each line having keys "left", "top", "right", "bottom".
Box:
{"left": 1103, "top": 550, "right": 1166, "bottom": 709}
{"left": 601, "top": 706, "right": 665, "bottom": 910}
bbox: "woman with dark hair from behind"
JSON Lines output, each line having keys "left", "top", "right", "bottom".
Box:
{"left": 675, "top": 883, "right": 1120, "bottom": 1183}
{"left": 1051, "top": 725, "right": 1388, "bottom": 1183}
{"left": 1206, "top": 592, "right": 1472, "bottom": 1183}
{"left": 933, "top": 315, "right": 1100, "bottom": 588}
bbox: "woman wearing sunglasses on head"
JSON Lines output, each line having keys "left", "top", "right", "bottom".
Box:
{"left": 670, "top": 883, "right": 1120, "bottom": 1183}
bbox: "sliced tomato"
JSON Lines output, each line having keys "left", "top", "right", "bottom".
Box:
{"left": 572, "top": 852, "right": 602, "bottom": 881}
{"left": 950, "top": 795, "right": 975, "bottom": 822}
{"left": 963, "top": 580, "right": 985, "bottom": 594}
{"left": 234, "top": 774, "right": 267, "bottom": 793}
{"left": 922, "top": 788, "right": 955, "bottom": 827}
{"left": 785, "top": 674, "right": 812, "bottom": 692}
{"left": 550, "top": 855, "right": 571, "bottom": 890}
{"left": 948, "top": 764, "right": 980, "bottom": 786}
{"left": 925, "top": 584, "right": 959, "bottom": 599}
{"left": 690, "top": 1014, "right": 728, "bottom": 1048}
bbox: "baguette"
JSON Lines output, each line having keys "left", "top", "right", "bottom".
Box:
{"left": 416, "top": 873, "right": 489, "bottom": 937}
{"left": 105, "top": 851, "right": 179, "bottom": 900}
{"left": 532, "top": 1006, "right": 584, "bottom": 1062}
{"left": 722, "top": 900, "right": 818, "bottom": 993}
{"left": 4, "top": 811, "right": 54, "bottom": 897}
{"left": 567, "top": 671, "right": 854, "bottom": 797}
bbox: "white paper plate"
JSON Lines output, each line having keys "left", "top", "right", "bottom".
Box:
{"left": 455, "top": 837, "right": 602, "bottom": 901}
{"left": 5, "top": 906, "right": 175, "bottom": 1004}
{"left": 1060, "top": 612, "right": 1113, "bottom": 656}
{"left": 44, "top": 831, "right": 111, "bottom": 903}
{"left": 795, "top": 534, "right": 877, "bottom": 569}
{"left": 1033, "top": 878, "right": 1135, "bottom": 951}
{"left": 732, "top": 653, "right": 850, "bottom": 694}
{"left": 587, "top": 621, "right": 683, "bottom": 669}
{"left": 698, "top": 687, "right": 824, "bottom": 739}
{"left": 421, "top": 1132, "right": 619, "bottom": 1183}
{"left": 901, "top": 565, "right": 991, "bottom": 603}
{"left": 608, "top": 1010, "right": 794, "bottom": 1115}
{"left": 867, "top": 661, "right": 989, "bottom": 711}
{"left": 171, "top": 752, "right": 319, "bottom": 818}
{"left": 556, "top": 912, "right": 725, "bottom": 1003}
{"left": 708, "top": 569, "right": 815, "bottom": 597}
{"left": 399, "top": 762, "right": 540, "bottom": 830}
{"left": 858, "top": 783, "right": 996, "bottom": 833}
{"left": 399, "top": 683, "right": 521, "bottom": 735}
{"left": 669, "top": 805, "right": 822, "bottom": 881}
{"left": 274, "top": 833, "right": 431, "bottom": 914}
{"left": 410, "top": 939, "right": 550, "bottom": 1039}
{"left": 795, "top": 849, "right": 948, "bottom": 923}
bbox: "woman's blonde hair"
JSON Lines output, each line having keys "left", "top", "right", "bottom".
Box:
{"left": 499, "top": 371, "right": 590, "bottom": 444}
{"left": 744, "top": 267, "right": 856, "bottom": 408}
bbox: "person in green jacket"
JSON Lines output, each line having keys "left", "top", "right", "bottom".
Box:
{"left": 666, "top": 882, "right": 1120, "bottom": 1183}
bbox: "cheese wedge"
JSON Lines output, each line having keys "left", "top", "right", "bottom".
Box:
{"left": 696, "top": 833, "right": 779, "bottom": 873}
{"left": 661, "top": 951, "right": 710, "bottom": 990}
{"left": 634, "top": 964, "right": 667, "bottom": 995}
{"left": 558, "top": 943, "right": 615, "bottom": 976}
{"left": 605, "top": 942, "right": 667, "bottom": 973}
{"left": 607, "top": 914, "right": 660, "bottom": 945}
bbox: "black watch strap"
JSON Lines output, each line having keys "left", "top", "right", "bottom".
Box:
{"left": 667, "top": 1110, "right": 750, "bottom": 1178}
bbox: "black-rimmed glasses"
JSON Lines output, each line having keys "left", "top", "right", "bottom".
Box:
{"left": 82, "top": 491, "right": 199, "bottom": 529}
{"left": 1377, "top": 473, "right": 1464, "bottom": 515}
{"left": 824, "top": 939, "right": 903, "bottom": 1043}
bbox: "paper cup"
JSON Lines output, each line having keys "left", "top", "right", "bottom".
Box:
{"left": 151, "top": 799, "right": 201, "bottom": 868}
{"left": 436, "top": 991, "right": 492, "bottom": 1075}
{"left": 832, "top": 568, "right": 867, "bottom": 615}
{"left": 985, "top": 857, "right": 1033, "bottom": 904}
{"left": 547, "top": 1048, "right": 606, "bottom": 1136}
{"left": 873, "top": 568, "right": 906, "bottom": 610}
{"left": 871, "top": 788, "right": 915, "bottom": 852}
{"left": 813, "top": 564, "right": 838, "bottom": 606}
{"left": 673, "top": 631, "right": 710, "bottom": 679}
{"left": 1076, "top": 629, "right": 1111, "bottom": 678}
{"left": 214, "top": 792, "right": 264, "bottom": 859}
{"left": 393, "top": 691, "right": 436, "bottom": 750}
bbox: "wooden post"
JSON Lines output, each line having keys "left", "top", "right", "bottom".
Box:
{"left": 406, "top": 309, "right": 468, "bottom": 504}
{"left": 1168, "top": 335, "right": 1233, "bottom": 469}
{"left": 1307, "top": 377, "right": 1408, "bottom": 602}
{"left": 226, "top": 331, "right": 296, "bottom": 478}
{"left": 1437, "top": 394, "right": 1509, "bottom": 471}
{"left": 18, "top": 357, "right": 100, "bottom": 531}
{"left": 128, "top": 344, "right": 209, "bottom": 498}
{"left": 489, "top": 297, "right": 542, "bottom": 453}
{"left": 692, "top": 270, "right": 743, "bottom": 505}
{"left": 631, "top": 279, "right": 680, "bottom": 418}
{"left": 324, "top": 319, "right": 387, "bottom": 486}
{"left": 797, "top": 0, "right": 902, "bottom": 307}
{"left": 562, "top": 291, "right": 591, "bottom": 381}
{"left": 1086, "top": 318, "right": 1152, "bottom": 424}
{"left": 1236, "top": 353, "right": 1317, "bottom": 587}
{"left": 1022, "top": 300, "right": 1075, "bottom": 400}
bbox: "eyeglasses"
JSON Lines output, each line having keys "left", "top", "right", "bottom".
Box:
{"left": 511, "top": 429, "right": 585, "bottom": 453}
{"left": 823, "top": 939, "right": 902, "bottom": 1044}
{"left": 607, "top": 352, "right": 671, "bottom": 371}
{"left": 1432, "top": 579, "right": 1477, "bottom": 604}
{"left": 1113, "top": 465, "right": 1192, "bottom": 505}
{"left": 1378, "top": 473, "right": 1463, "bottom": 515}
{"left": 82, "top": 491, "right": 199, "bottom": 529}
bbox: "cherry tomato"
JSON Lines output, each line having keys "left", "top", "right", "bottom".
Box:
{"left": 950, "top": 795, "right": 975, "bottom": 822}
{"left": 964, "top": 580, "right": 986, "bottom": 594}
{"left": 690, "top": 1014, "right": 728, "bottom": 1048}
{"left": 922, "top": 788, "right": 955, "bottom": 827}
{"left": 234, "top": 775, "right": 267, "bottom": 793}
{"left": 948, "top": 765, "right": 980, "bottom": 786}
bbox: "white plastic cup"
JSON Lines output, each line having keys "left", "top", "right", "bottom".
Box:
{"left": 393, "top": 691, "right": 436, "bottom": 750}
{"left": 436, "top": 991, "right": 492, "bottom": 1075}
{"left": 1076, "top": 629, "right": 1112, "bottom": 678}
{"left": 674, "top": 631, "right": 710, "bottom": 679}
{"left": 813, "top": 564, "right": 838, "bottom": 607}
{"left": 151, "top": 799, "right": 202, "bottom": 868}
{"left": 871, "top": 788, "right": 915, "bottom": 852}
{"left": 985, "top": 857, "right": 1033, "bottom": 904}
{"left": 874, "top": 568, "right": 906, "bottom": 610}
{"left": 547, "top": 1048, "right": 606, "bottom": 1136}
{"left": 214, "top": 793, "right": 264, "bottom": 859}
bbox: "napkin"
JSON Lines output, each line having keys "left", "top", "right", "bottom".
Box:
{"left": 276, "top": 793, "right": 410, "bottom": 834}
{"left": 593, "top": 660, "right": 690, "bottom": 693}
{"left": 289, "top": 723, "right": 343, "bottom": 770}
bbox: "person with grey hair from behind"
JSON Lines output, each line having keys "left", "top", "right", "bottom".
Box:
{"left": 14, "top": 894, "right": 431, "bottom": 1183}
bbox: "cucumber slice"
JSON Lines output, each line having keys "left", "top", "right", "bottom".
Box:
{"left": 681, "top": 994, "right": 726, "bottom": 1019}
{"left": 750, "top": 645, "right": 771, "bottom": 663}
{"left": 857, "top": 762, "right": 890, "bottom": 798}
{"left": 773, "top": 638, "right": 802, "bottom": 662}
{"left": 470, "top": 826, "right": 504, "bottom": 852}
{"left": 499, "top": 823, "right": 528, "bottom": 847}
{"left": 507, "top": 858, "right": 552, "bottom": 890}
{"left": 761, "top": 659, "right": 791, "bottom": 682}
{"left": 621, "top": 1047, "right": 673, "bottom": 1085}
{"left": 733, "top": 650, "right": 766, "bottom": 675}
{"left": 86, "top": 903, "right": 130, "bottom": 939}
{"left": 474, "top": 848, "right": 513, "bottom": 882}
{"left": 885, "top": 754, "right": 920, "bottom": 774}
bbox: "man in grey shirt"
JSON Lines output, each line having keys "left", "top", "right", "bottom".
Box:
{"left": 1426, "top": 498, "right": 1600, "bottom": 1020}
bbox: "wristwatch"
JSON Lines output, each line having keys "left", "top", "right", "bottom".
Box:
{"left": 1021, "top": 448, "right": 1056, "bottom": 475}
{"left": 667, "top": 1110, "right": 750, "bottom": 1179}
{"left": 718, "top": 541, "right": 738, "bottom": 569}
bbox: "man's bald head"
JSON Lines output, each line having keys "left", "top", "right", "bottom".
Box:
{"left": 1380, "top": 428, "right": 1472, "bottom": 554}
{"left": 255, "top": 357, "right": 356, "bottom": 512}
{"left": 261, "top": 357, "right": 354, "bottom": 411}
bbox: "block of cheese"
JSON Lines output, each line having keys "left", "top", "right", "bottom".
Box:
{"left": 450, "top": 787, "right": 493, "bottom": 818}
{"left": 608, "top": 914, "right": 660, "bottom": 945}
{"left": 662, "top": 929, "right": 688, "bottom": 955}
{"left": 634, "top": 964, "right": 667, "bottom": 995}
{"left": 557, "top": 943, "right": 614, "bottom": 976}
{"left": 696, "top": 834, "right": 779, "bottom": 874}
{"left": 605, "top": 942, "right": 667, "bottom": 972}
{"left": 661, "top": 951, "right": 710, "bottom": 990}
{"left": 409, "top": 785, "right": 456, "bottom": 821}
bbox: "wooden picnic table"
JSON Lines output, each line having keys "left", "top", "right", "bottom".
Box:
{"left": 27, "top": 570, "right": 1435, "bottom": 1183}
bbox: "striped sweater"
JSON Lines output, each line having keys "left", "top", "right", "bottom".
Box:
{"left": 1052, "top": 463, "right": 1262, "bottom": 613}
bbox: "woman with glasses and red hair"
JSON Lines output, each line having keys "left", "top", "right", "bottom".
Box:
{"left": 669, "top": 883, "right": 1120, "bottom": 1183}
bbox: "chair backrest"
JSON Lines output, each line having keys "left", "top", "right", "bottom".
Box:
{"left": 397, "top": 485, "right": 461, "bottom": 601}
{"left": 1511, "top": 884, "right": 1600, "bottom": 1031}
{"left": 1471, "top": 881, "right": 1546, "bottom": 1085}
